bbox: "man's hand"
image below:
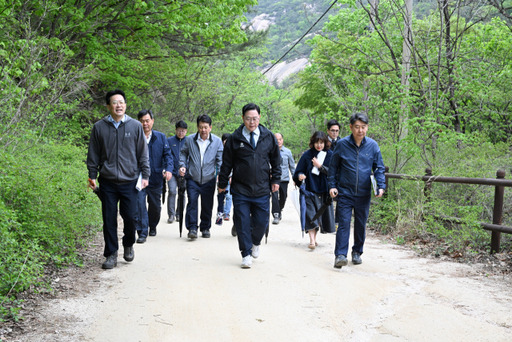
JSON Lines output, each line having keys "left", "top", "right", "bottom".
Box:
{"left": 376, "top": 189, "right": 384, "bottom": 198}
{"left": 141, "top": 179, "right": 149, "bottom": 189}
{"left": 164, "top": 171, "right": 172, "bottom": 182}
{"left": 271, "top": 183, "right": 280, "bottom": 192}
{"left": 179, "top": 167, "right": 186, "bottom": 177}
{"left": 329, "top": 188, "right": 338, "bottom": 198}
{"left": 218, "top": 187, "right": 226, "bottom": 193}
{"left": 88, "top": 178, "right": 97, "bottom": 191}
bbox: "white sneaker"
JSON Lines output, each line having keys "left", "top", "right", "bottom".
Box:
{"left": 251, "top": 244, "right": 260, "bottom": 259}
{"left": 241, "top": 255, "right": 252, "bottom": 268}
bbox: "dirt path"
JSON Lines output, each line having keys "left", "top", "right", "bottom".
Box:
{"left": 12, "top": 192, "right": 512, "bottom": 341}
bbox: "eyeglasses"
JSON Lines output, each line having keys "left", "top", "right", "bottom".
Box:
{"left": 244, "top": 116, "right": 260, "bottom": 122}
{"left": 110, "top": 100, "right": 126, "bottom": 105}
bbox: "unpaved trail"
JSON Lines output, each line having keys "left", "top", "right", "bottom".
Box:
{"left": 15, "top": 190, "right": 512, "bottom": 341}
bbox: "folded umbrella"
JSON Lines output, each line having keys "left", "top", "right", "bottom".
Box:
{"left": 177, "top": 176, "right": 186, "bottom": 238}
{"left": 161, "top": 175, "right": 167, "bottom": 204}
{"left": 310, "top": 196, "right": 333, "bottom": 227}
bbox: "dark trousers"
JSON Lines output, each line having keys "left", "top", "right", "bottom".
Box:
{"left": 217, "top": 191, "right": 226, "bottom": 214}
{"left": 271, "top": 181, "right": 289, "bottom": 216}
{"left": 334, "top": 194, "right": 371, "bottom": 257}
{"left": 135, "top": 186, "right": 162, "bottom": 237}
{"left": 232, "top": 192, "right": 270, "bottom": 257}
{"left": 135, "top": 189, "right": 149, "bottom": 237}
{"left": 99, "top": 178, "right": 137, "bottom": 257}
{"left": 146, "top": 185, "right": 162, "bottom": 230}
{"left": 185, "top": 178, "right": 216, "bottom": 232}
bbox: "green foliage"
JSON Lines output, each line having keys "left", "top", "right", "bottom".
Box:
{"left": 0, "top": 138, "right": 102, "bottom": 321}
{"left": 369, "top": 136, "right": 512, "bottom": 256}
{"left": 0, "top": 0, "right": 258, "bottom": 147}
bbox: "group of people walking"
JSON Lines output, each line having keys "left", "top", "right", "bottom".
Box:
{"left": 86, "top": 89, "right": 386, "bottom": 271}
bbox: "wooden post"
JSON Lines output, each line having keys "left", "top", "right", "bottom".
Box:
{"left": 490, "top": 169, "right": 505, "bottom": 253}
{"left": 384, "top": 166, "right": 389, "bottom": 197}
{"left": 424, "top": 167, "right": 432, "bottom": 201}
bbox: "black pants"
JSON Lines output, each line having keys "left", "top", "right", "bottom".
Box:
{"left": 99, "top": 178, "right": 137, "bottom": 257}
{"left": 271, "top": 181, "right": 289, "bottom": 217}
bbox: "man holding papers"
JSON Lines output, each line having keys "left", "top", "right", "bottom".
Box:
{"left": 328, "top": 112, "right": 385, "bottom": 269}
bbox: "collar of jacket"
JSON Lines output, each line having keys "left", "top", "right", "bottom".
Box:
{"left": 193, "top": 132, "right": 212, "bottom": 142}
{"left": 349, "top": 134, "right": 367, "bottom": 147}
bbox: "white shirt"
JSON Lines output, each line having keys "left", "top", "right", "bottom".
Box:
{"left": 145, "top": 132, "right": 152, "bottom": 144}
{"left": 196, "top": 135, "right": 211, "bottom": 166}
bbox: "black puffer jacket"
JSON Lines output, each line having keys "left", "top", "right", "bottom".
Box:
{"left": 219, "top": 124, "right": 281, "bottom": 197}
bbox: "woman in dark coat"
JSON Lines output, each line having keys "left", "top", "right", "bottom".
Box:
{"left": 293, "top": 131, "right": 335, "bottom": 249}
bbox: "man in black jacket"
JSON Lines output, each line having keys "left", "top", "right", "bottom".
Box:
{"left": 218, "top": 103, "right": 281, "bottom": 269}
{"left": 327, "top": 119, "right": 341, "bottom": 151}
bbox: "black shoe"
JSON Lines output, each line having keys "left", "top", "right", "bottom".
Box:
{"left": 167, "top": 215, "right": 175, "bottom": 224}
{"left": 123, "top": 246, "right": 134, "bottom": 262}
{"left": 102, "top": 254, "right": 117, "bottom": 269}
{"left": 136, "top": 236, "right": 146, "bottom": 244}
{"left": 149, "top": 228, "right": 156, "bottom": 236}
{"left": 334, "top": 255, "right": 348, "bottom": 269}
{"left": 231, "top": 225, "right": 237, "bottom": 237}
{"left": 188, "top": 229, "right": 198, "bottom": 239}
{"left": 215, "top": 213, "right": 223, "bottom": 226}
{"left": 352, "top": 252, "right": 362, "bottom": 265}
{"left": 202, "top": 230, "right": 211, "bottom": 238}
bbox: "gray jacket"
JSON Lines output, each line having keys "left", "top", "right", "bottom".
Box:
{"left": 179, "top": 133, "right": 223, "bottom": 184}
{"left": 279, "top": 146, "right": 296, "bottom": 182}
{"left": 87, "top": 115, "right": 150, "bottom": 183}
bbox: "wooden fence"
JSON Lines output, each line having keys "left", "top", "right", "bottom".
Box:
{"left": 384, "top": 167, "right": 512, "bottom": 253}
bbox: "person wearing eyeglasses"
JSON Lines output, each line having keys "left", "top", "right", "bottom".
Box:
{"left": 218, "top": 103, "right": 282, "bottom": 269}
{"left": 87, "top": 89, "right": 150, "bottom": 269}
{"left": 327, "top": 119, "right": 341, "bottom": 151}
{"left": 134, "top": 109, "right": 173, "bottom": 243}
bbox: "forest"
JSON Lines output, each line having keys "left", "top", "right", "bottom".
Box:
{"left": 1, "top": 0, "right": 511, "bottom": 321}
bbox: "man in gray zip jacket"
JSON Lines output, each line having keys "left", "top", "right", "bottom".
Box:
{"left": 87, "top": 89, "right": 150, "bottom": 269}
{"left": 179, "top": 115, "right": 223, "bottom": 239}
{"left": 271, "top": 132, "right": 296, "bottom": 224}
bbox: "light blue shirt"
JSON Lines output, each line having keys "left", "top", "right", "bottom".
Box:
{"left": 107, "top": 115, "right": 127, "bottom": 129}
{"left": 242, "top": 126, "right": 260, "bottom": 147}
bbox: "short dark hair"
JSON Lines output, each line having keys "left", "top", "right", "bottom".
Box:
{"left": 275, "top": 132, "right": 283, "bottom": 139}
{"left": 242, "top": 103, "right": 260, "bottom": 116}
{"left": 327, "top": 119, "right": 340, "bottom": 130}
{"left": 137, "top": 109, "right": 153, "bottom": 120}
{"left": 175, "top": 120, "right": 188, "bottom": 129}
{"left": 221, "top": 133, "right": 231, "bottom": 142}
{"left": 105, "top": 89, "right": 126, "bottom": 105}
{"left": 349, "top": 112, "right": 369, "bottom": 125}
{"left": 197, "top": 114, "right": 212, "bottom": 126}
{"left": 309, "top": 131, "right": 331, "bottom": 150}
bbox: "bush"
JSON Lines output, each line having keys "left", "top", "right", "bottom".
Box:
{"left": 0, "top": 141, "right": 102, "bottom": 321}
{"left": 370, "top": 138, "right": 512, "bottom": 257}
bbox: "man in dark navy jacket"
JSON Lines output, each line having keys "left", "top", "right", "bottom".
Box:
{"left": 136, "top": 109, "right": 173, "bottom": 243}
{"left": 218, "top": 103, "right": 281, "bottom": 269}
{"left": 328, "top": 112, "right": 385, "bottom": 269}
